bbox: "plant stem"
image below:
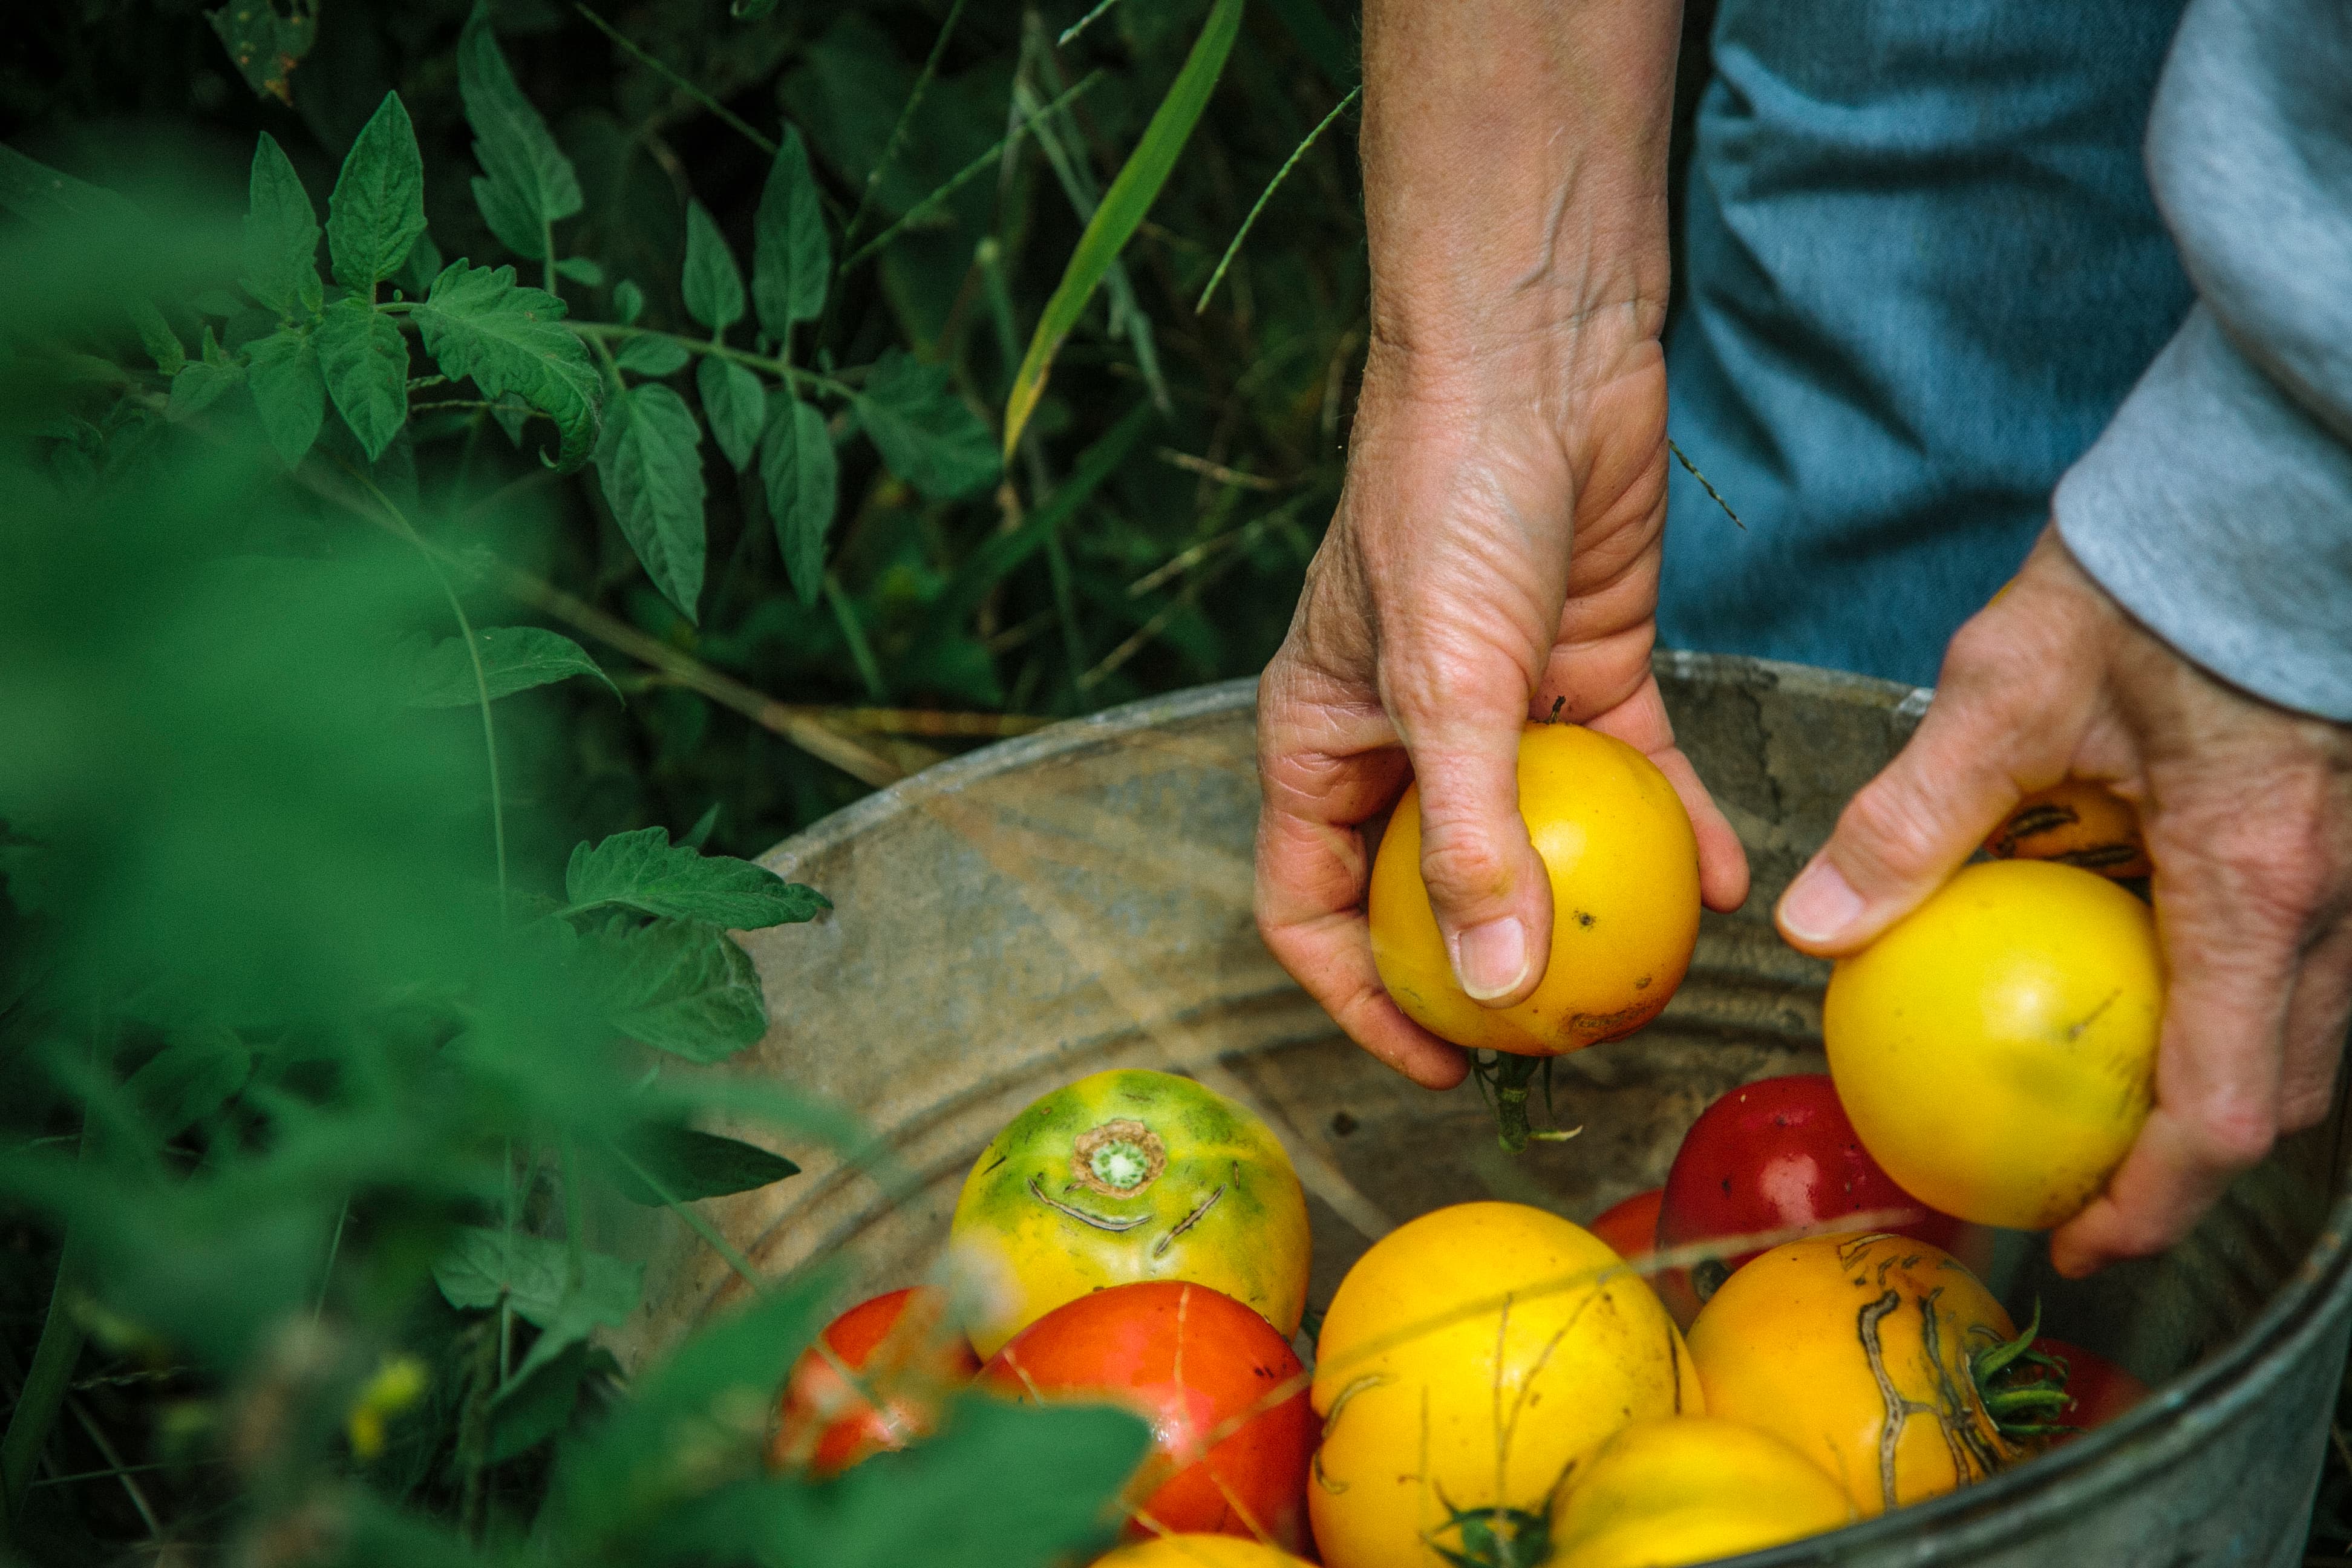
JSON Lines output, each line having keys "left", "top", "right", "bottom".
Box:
{"left": 841, "top": 0, "right": 970, "bottom": 255}
{"left": 571, "top": 2, "right": 779, "bottom": 157}
{"left": 613, "top": 1149, "right": 765, "bottom": 1290}
{"left": 1, "top": 1228, "right": 84, "bottom": 1526}
{"left": 456, "top": 1318, "right": 498, "bottom": 1541}
{"left": 567, "top": 322, "right": 857, "bottom": 399}
{"left": 1195, "top": 84, "right": 1359, "bottom": 313}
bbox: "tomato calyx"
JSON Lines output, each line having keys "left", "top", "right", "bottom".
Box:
{"left": 1426, "top": 1495, "right": 1553, "bottom": 1568}
{"left": 1071, "top": 1118, "right": 1168, "bottom": 1197}
{"left": 1969, "top": 1301, "right": 2071, "bottom": 1444}
{"left": 1469, "top": 1052, "right": 1584, "bottom": 1154}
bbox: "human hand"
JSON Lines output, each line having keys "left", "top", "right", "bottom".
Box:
{"left": 1253, "top": 331, "right": 1752, "bottom": 1091}
{"left": 1775, "top": 528, "right": 2352, "bottom": 1275}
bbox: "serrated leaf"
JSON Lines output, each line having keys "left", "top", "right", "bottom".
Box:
{"left": 606, "top": 1123, "right": 799, "bottom": 1206}
{"left": 402, "top": 626, "right": 621, "bottom": 707}
{"left": 244, "top": 326, "right": 326, "bottom": 466}
{"left": 433, "top": 1229, "right": 641, "bottom": 1381}
{"left": 472, "top": 172, "right": 547, "bottom": 260}
{"left": 1004, "top": 0, "right": 1242, "bottom": 454}
{"left": 614, "top": 336, "right": 691, "bottom": 377}
{"left": 167, "top": 340, "right": 244, "bottom": 422}
{"left": 681, "top": 200, "right": 745, "bottom": 333}
{"left": 565, "top": 826, "right": 826, "bottom": 928}
{"left": 556, "top": 256, "right": 604, "bottom": 287}
{"left": 697, "top": 358, "right": 766, "bottom": 472}
{"left": 413, "top": 259, "right": 601, "bottom": 471}
{"left": 135, "top": 307, "right": 186, "bottom": 375}
{"left": 459, "top": 4, "right": 583, "bottom": 237}
{"left": 125, "top": 1032, "right": 253, "bottom": 1140}
{"left": 761, "top": 394, "right": 838, "bottom": 606}
{"left": 327, "top": 93, "right": 427, "bottom": 291}
{"left": 241, "top": 133, "right": 321, "bottom": 316}
{"left": 488, "top": 1340, "right": 604, "bottom": 1462}
{"left": 852, "top": 350, "right": 998, "bottom": 500}
{"left": 315, "top": 298, "right": 410, "bottom": 460}
{"left": 590, "top": 920, "right": 768, "bottom": 1062}
{"left": 752, "top": 128, "right": 828, "bottom": 337}
{"left": 593, "top": 382, "right": 707, "bottom": 622}
{"left": 207, "top": 0, "right": 318, "bottom": 105}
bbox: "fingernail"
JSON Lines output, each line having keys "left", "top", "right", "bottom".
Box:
{"left": 1451, "top": 917, "right": 1529, "bottom": 1002}
{"left": 1779, "top": 860, "right": 1865, "bottom": 944}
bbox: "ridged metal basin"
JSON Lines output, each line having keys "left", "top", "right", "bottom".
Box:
{"left": 624, "top": 655, "right": 2352, "bottom": 1566}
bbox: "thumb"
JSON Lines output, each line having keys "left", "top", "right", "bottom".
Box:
{"left": 1776, "top": 675, "right": 2039, "bottom": 956}
{"left": 1398, "top": 696, "right": 1553, "bottom": 1007}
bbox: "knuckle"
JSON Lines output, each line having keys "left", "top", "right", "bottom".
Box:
{"left": 2184, "top": 1101, "right": 2277, "bottom": 1173}
{"left": 1415, "top": 821, "right": 1516, "bottom": 907}
{"left": 1834, "top": 776, "right": 1947, "bottom": 882}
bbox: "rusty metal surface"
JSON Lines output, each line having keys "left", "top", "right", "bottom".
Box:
{"left": 624, "top": 653, "right": 2352, "bottom": 1564}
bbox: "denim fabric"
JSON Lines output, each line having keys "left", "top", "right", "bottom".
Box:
{"left": 1656, "top": 2, "right": 2195, "bottom": 687}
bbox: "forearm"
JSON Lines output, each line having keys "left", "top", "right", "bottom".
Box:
{"left": 1360, "top": 0, "right": 1684, "bottom": 369}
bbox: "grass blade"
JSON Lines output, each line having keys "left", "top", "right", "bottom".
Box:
{"left": 1196, "top": 83, "right": 1357, "bottom": 312}
{"left": 1001, "top": 0, "right": 1243, "bottom": 457}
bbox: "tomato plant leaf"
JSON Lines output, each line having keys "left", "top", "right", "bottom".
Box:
{"left": 241, "top": 133, "right": 321, "bottom": 318}
{"left": 682, "top": 199, "right": 746, "bottom": 333}
{"left": 752, "top": 128, "right": 828, "bottom": 338}
{"left": 326, "top": 92, "right": 427, "bottom": 292}
{"left": 590, "top": 919, "right": 768, "bottom": 1062}
{"left": 757, "top": 1397, "right": 1150, "bottom": 1568}
{"left": 315, "top": 298, "right": 410, "bottom": 461}
{"left": 433, "top": 1229, "right": 641, "bottom": 1383}
{"left": 613, "top": 279, "right": 646, "bottom": 325}
{"left": 1002, "top": 0, "right": 1242, "bottom": 455}
{"left": 412, "top": 258, "right": 601, "bottom": 470}
{"left": 206, "top": 0, "right": 319, "bottom": 105}
{"left": 697, "top": 358, "right": 766, "bottom": 472}
{"left": 614, "top": 335, "right": 691, "bottom": 377}
{"left": 852, "top": 349, "right": 996, "bottom": 500}
{"left": 458, "top": 2, "right": 583, "bottom": 246}
{"left": 125, "top": 1031, "right": 253, "bottom": 1140}
{"left": 488, "top": 1339, "right": 606, "bottom": 1463}
{"left": 472, "top": 171, "right": 547, "bottom": 261}
{"left": 402, "top": 626, "right": 621, "bottom": 707}
{"left": 605, "top": 1123, "right": 799, "bottom": 1206}
{"left": 760, "top": 393, "right": 837, "bottom": 605}
{"left": 564, "top": 825, "right": 827, "bottom": 929}
{"left": 166, "top": 327, "right": 245, "bottom": 422}
{"left": 555, "top": 256, "right": 604, "bottom": 287}
{"left": 244, "top": 325, "right": 326, "bottom": 467}
{"left": 592, "top": 382, "right": 707, "bottom": 621}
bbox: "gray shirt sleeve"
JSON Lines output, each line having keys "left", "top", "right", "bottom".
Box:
{"left": 2053, "top": 0, "right": 2352, "bottom": 722}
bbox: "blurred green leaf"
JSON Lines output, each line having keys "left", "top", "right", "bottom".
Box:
{"left": 564, "top": 826, "right": 826, "bottom": 928}
{"left": 327, "top": 93, "right": 428, "bottom": 292}
{"left": 459, "top": 2, "right": 584, "bottom": 257}
{"left": 432, "top": 1226, "right": 642, "bottom": 1333}
{"left": 1004, "top": 0, "right": 1243, "bottom": 455}
{"left": 615, "top": 336, "right": 691, "bottom": 377}
{"left": 682, "top": 200, "right": 746, "bottom": 334}
{"left": 124, "top": 1031, "right": 252, "bottom": 1139}
{"left": 413, "top": 258, "right": 601, "bottom": 471}
{"left": 592, "top": 919, "right": 767, "bottom": 1062}
{"left": 240, "top": 133, "right": 322, "bottom": 317}
{"left": 315, "top": 298, "right": 410, "bottom": 460}
{"left": 852, "top": 350, "right": 995, "bottom": 500}
{"left": 489, "top": 1338, "right": 607, "bottom": 1462}
{"left": 557, "top": 256, "right": 606, "bottom": 287}
{"left": 753, "top": 128, "right": 828, "bottom": 338}
{"left": 613, "top": 278, "right": 646, "bottom": 325}
{"left": 166, "top": 328, "right": 245, "bottom": 422}
{"left": 698, "top": 358, "right": 766, "bottom": 471}
{"left": 402, "top": 626, "right": 621, "bottom": 707}
{"left": 592, "top": 382, "right": 707, "bottom": 621}
{"left": 762, "top": 393, "right": 838, "bottom": 605}
{"left": 244, "top": 325, "right": 326, "bottom": 466}
{"left": 755, "top": 1397, "right": 1150, "bottom": 1568}
{"left": 606, "top": 1122, "right": 799, "bottom": 1205}
{"left": 207, "top": 0, "right": 319, "bottom": 104}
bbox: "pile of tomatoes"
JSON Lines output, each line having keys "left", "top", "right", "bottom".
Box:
{"left": 757, "top": 731, "right": 2169, "bottom": 1565}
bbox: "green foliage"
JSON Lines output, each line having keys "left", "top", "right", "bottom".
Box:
{"left": 1, "top": 0, "right": 1367, "bottom": 1551}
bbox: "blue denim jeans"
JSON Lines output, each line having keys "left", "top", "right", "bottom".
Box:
{"left": 1656, "top": 2, "right": 2196, "bottom": 687}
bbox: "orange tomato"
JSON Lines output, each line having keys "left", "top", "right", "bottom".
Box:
{"left": 769, "top": 1287, "right": 979, "bottom": 1475}
{"left": 1984, "top": 779, "right": 2152, "bottom": 880}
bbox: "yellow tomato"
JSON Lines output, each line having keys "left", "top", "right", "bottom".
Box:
{"left": 1092, "top": 1536, "right": 1315, "bottom": 1568}
{"left": 1824, "top": 859, "right": 2163, "bottom": 1230}
{"left": 949, "top": 1069, "right": 1310, "bottom": 1359}
{"left": 1548, "top": 1417, "right": 1854, "bottom": 1567}
{"left": 1984, "top": 779, "right": 2152, "bottom": 880}
{"left": 1310, "top": 1202, "right": 1702, "bottom": 1568}
{"left": 1687, "top": 1233, "right": 2023, "bottom": 1517}
{"left": 1368, "top": 723, "right": 1700, "bottom": 1056}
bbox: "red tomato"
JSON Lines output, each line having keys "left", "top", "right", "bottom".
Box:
{"left": 1655, "top": 1075, "right": 1979, "bottom": 1325}
{"left": 770, "top": 1287, "right": 981, "bottom": 1476}
{"left": 982, "top": 1280, "right": 1315, "bottom": 1550}
{"left": 2038, "top": 1338, "right": 2149, "bottom": 1436}
{"left": 1588, "top": 1187, "right": 1663, "bottom": 1262}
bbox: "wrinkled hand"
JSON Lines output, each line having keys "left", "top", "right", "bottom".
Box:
{"left": 1254, "top": 331, "right": 1752, "bottom": 1091}
{"left": 1777, "top": 528, "right": 2352, "bottom": 1275}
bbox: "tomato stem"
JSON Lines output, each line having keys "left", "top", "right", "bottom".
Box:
{"left": 1970, "top": 1299, "right": 2072, "bottom": 1445}
{"left": 1471, "top": 1053, "right": 1576, "bottom": 1153}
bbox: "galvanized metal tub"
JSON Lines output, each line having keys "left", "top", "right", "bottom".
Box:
{"left": 624, "top": 654, "right": 2352, "bottom": 1566}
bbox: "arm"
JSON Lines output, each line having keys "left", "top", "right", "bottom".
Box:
{"left": 1256, "top": 0, "right": 1748, "bottom": 1088}
{"left": 1777, "top": 0, "right": 2352, "bottom": 1274}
